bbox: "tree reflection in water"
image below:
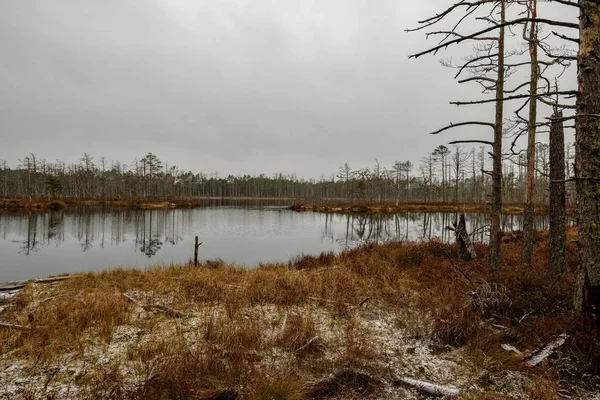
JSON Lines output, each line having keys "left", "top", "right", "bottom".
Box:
{"left": 334, "top": 212, "right": 552, "bottom": 247}
{"left": 0, "top": 207, "right": 557, "bottom": 263}
{"left": 2, "top": 207, "right": 186, "bottom": 258}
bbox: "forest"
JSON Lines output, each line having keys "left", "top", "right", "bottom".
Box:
{"left": 0, "top": 142, "right": 575, "bottom": 205}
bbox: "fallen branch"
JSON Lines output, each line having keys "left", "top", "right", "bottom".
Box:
{"left": 122, "top": 293, "right": 185, "bottom": 318}
{"left": 0, "top": 322, "right": 30, "bottom": 330}
{"left": 501, "top": 343, "right": 523, "bottom": 356}
{"left": 524, "top": 334, "right": 568, "bottom": 366}
{"left": 35, "top": 275, "right": 82, "bottom": 284}
{"left": 295, "top": 336, "right": 320, "bottom": 353}
{"left": 395, "top": 377, "right": 460, "bottom": 397}
{"left": 0, "top": 275, "right": 81, "bottom": 292}
{"left": 501, "top": 334, "right": 568, "bottom": 366}
{"left": 0, "top": 283, "right": 25, "bottom": 292}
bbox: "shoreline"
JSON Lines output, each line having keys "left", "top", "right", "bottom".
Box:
{"left": 0, "top": 198, "right": 200, "bottom": 211}
{"left": 0, "top": 233, "right": 597, "bottom": 398}
{"left": 288, "top": 201, "right": 555, "bottom": 215}
{"left": 0, "top": 197, "right": 561, "bottom": 215}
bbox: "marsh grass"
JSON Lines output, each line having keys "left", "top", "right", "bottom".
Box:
{"left": 0, "top": 228, "right": 597, "bottom": 398}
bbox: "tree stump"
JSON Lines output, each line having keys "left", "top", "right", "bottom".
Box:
{"left": 453, "top": 214, "right": 476, "bottom": 261}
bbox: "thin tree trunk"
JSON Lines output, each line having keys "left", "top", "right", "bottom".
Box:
{"left": 575, "top": 1, "right": 600, "bottom": 326}
{"left": 549, "top": 110, "right": 566, "bottom": 275}
{"left": 521, "top": 0, "right": 538, "bottom": 266}
{"left": 488, "top": 0, "right": 505, "bottom": 274}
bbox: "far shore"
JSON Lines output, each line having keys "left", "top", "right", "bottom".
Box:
{"left": 288, "top": 201, "right": 557, "bottom": 215}
{"left": 0, "top": 197, "right": 562, "bottom": 215}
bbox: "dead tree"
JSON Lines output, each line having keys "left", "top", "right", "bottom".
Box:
{"left": 409, "top": 0, "right": 578, "bottom": 273}
{"left": 575, "top": 1, "right": 600, "bottom": 326}
{"left": 452, "top": 214, "right": 477, "bottom": 260}
{"left": 521, "top": 0, "right": 539, "bottom": 265}
{"left": 408, "top": 1, "right": 508, "bottom": 273}
{"left": 549, "top": 110, "right": 566, "bottom": 274}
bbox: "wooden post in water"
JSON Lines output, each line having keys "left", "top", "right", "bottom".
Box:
{"left": 193, "top": 236, "right": 202, "bottom": 266}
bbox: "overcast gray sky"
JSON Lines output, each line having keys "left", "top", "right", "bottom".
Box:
{"left": 0, "top": 0, "right": 577, "bottom": 179}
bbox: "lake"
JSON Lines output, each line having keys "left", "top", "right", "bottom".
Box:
{"left": 0, "top": 201, "right": 551, "bottom": 282}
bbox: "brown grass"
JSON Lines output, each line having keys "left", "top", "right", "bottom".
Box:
{"left": 0, "top": 228, "right": 597, "bottom": 398}
{"left": 289, "top": 201, "right": 557, "bottom": 215}
{"left": 0, "top": 197, "right": 197, "bottom": 211}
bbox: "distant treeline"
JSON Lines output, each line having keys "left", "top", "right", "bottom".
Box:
{"left": 0, "top": 144, "right": 575, "bottom": 204}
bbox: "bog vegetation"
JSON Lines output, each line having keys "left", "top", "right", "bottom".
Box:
{"left": 0, "top": 233, "right": 598, "bottom": 399}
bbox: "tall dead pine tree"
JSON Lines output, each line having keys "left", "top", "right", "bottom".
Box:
{"left": 549, "top": 110, "right": 566, "bottom": 275}
{"left": 408, "top": 0, "right": 507, "bottom": 273}
{"left": 488, "top": 1, "right": 506, "bottom": 274}
{"left": 521, "top": 0, "right": 539, "bottom": 266}
{"left": 575, "top": 1, "right": 600, "bottom": 325}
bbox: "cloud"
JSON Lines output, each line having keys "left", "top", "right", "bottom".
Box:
{"left": 0, "top": 0, "right": 577, "bottom": 177}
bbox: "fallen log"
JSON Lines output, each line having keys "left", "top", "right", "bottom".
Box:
{"left": 0, "top": 275, "right": 81, "bottom": 292}
{"left": 501, "top": 333, "right": 568, "bottom": 366}
{"left": 395, "top": 377, "right": 460, "bottom": 397}
{"left": 524, "top": 334, "right": 568, "bottom": 366}
{"left": 0, "top": 284, "right": 25, "bottom": 292}
{"left": 35, "top": 275, "right": 81, "bottom": 284}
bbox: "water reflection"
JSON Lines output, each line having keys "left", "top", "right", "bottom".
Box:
{"left": 323, "top": 212, "right": 552, "bottom": 247}
{"left": 0, "top": 205, "right": 555, "bottom": 282}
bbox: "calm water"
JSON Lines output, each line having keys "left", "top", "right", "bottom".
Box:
{"left": 0, "top": 201, "right": 550, "bottom": 282}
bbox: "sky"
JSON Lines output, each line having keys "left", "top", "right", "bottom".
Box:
{"left": 0, "top": 0, "right": 578, "bottom": 179}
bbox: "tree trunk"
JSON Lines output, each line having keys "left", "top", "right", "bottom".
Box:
{"left": 549, "top": 110, "right": 566, "bottom": 275}
{"left": 575, "top": 1, "right": 600, "bottom": 326}
{"left": 454, "top": 214, "right": 476, "bottom": 261}
{"left": 521, "top": 0, "right": 538, "bottom": 266}
{"left": 488, "top": 1, "right": 505, "bottom": 274}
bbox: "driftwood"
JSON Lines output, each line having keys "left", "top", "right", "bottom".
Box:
{"left": 0, "top": 275, "right": 81, "bottom": 292}
{"left": 122, "top": 293, "right": 185, "bottom": 318}
{"left": 0, "top": 283, "right": 25, "bottom": 292}
{"left": 396, "top": 377, "right": 460, "bottom": 397}
{"left": 451, "top": 214, "right": 476, "bottom": 261}
{"left": 502, "top": 334, "right": 568, "bottom": 366}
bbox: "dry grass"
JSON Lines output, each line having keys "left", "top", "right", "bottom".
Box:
{"left": 289, "top": 201, "right": 557, "bottom": 215}
{"left": 0, "top": 229, "right": 598, "bottom": 398}
{"left": 0, "top": 197, "right": 197, "bottom": 211}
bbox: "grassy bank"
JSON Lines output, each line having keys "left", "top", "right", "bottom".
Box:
{"left": 1, "top": 198, "right": 558, "bottom": 215}
{"left": 289, "top": 202, "right": 555, "bottom": 215}
{"left": 0, "top": 231, "right": 598, "bottom": 399}
{"left": 0, "top": 198, "right": 198, "bottom": 211}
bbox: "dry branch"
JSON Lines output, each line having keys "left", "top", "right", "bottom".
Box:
{"left": 0, "top": 275, "right": 81, "bottom": 292}
{"left": 501, "top": 334, "right": 568, "bottom": 366}
{"left": 396, "top": 377, "right": 460, "bottom": 397}
{"left": 295, "top": 335, "right": 320, "bottom": 353}
{"left": 0, "top": 322, "right": 31, "bottom": 330}
{"left": 524, "top": 334, "right": 568, "bottom": 366}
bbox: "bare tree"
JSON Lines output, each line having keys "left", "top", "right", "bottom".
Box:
{"left": 408, "top": 0, "right": 508, "bottom": 272}
{"left": 521, "top": 0, "right": 539, "bottom": 265}
{"left": 575, "top": 0, "right": 600, "bottom": 325}
{"left": 451, "top": 145, "right": 469, "bottom": 202}
{"left": 549, "top": 109, "right": 566, "bottom": 274}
